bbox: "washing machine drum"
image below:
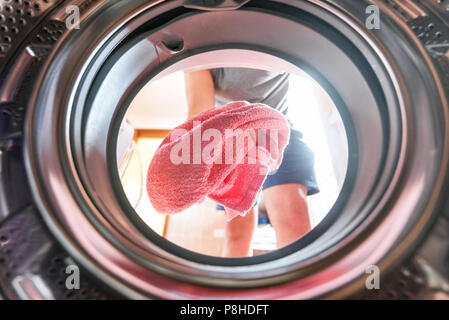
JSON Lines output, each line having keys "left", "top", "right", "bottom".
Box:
{"left": 0, "top": 0, "right": 449, "bottom": 299}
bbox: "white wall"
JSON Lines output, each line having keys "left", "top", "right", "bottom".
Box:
{"left": 126, "top": 72, "right": 188, "bottom": 129}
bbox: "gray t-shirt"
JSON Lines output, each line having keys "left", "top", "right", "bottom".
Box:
{"left": 210, "top": 68, "right": 289, "bottom": 115}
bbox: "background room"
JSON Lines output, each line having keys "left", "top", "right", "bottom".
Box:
{"left": 117, "top": 68, "right": 348, "bottom": 257}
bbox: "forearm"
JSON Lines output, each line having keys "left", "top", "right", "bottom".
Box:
{"left": 184, "top": 70, "right": 216, "bottom": 119}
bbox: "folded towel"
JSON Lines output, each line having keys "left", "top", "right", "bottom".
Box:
{"left": 146, "top": 101, "right": 290, "bottom": 220}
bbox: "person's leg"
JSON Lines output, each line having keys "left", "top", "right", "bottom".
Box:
{"left": 222, "top": 207, "right": 257, "bottom": 257}
{"left": 263, "top": 184, "right": 311, "bottom": 248}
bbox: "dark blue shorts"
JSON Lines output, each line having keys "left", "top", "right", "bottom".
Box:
{"left": 216, "top": 128, "right": 320, "bottom": 210}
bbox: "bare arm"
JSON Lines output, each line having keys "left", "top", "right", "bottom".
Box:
{"left": 184, "top": 70, "right": 216, "bottom": 119}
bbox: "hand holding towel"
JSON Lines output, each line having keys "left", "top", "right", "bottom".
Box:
{"left": 146, "top": 101, "right": 290, "bottom": 220}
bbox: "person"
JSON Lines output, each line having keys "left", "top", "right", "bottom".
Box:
{"left": 185, "top": 68, "right": 319, "bottom": 257}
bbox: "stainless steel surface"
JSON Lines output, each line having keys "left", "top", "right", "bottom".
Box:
{"left": 0, "top": 0, "right": 62, "bottom": 59}
{"left": 0, "top": 0, "right": 445, "bottom": 299}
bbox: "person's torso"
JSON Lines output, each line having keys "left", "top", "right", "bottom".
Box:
{"left": 210, "top": 68, "right": 290, "bottom": 116}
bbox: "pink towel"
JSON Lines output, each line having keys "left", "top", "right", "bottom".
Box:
{"left": 146, "top": 101, "right": 290, "bottom": 220}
